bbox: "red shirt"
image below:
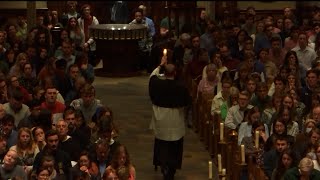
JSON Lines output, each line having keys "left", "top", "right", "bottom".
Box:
{"left": 40, "top": 101, "right": 66, "bottom": 114}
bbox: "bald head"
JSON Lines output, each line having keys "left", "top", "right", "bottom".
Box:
{"left": 138, "top": 5, "right": 147, "bottom": 16}
{"left": 164, "top": 64, "right": 176, "bottom": 78}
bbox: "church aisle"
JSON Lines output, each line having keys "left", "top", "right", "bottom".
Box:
{"left": 93, "top": 75, "right": 218, "bottom": 180}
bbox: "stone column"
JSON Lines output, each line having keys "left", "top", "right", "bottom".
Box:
{"left": 27, "top": 1, "right": 36, "bottom": 32}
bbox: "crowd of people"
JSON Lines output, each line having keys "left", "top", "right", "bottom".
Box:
{"left": 0, "top": 1, "right": 140, "bottom": 180}
{"left": 5, "top": 1, "right": 320, "bottom": 180}
{"left": 184, "top": 5, "right": 320, "bottom": 180}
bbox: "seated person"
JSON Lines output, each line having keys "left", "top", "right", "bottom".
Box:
{"left": 225, "top": 90, "right": 253, "bottom": 130}
{"left": 241, "top": 121, "right": 268, "bottom": 167}
{"left": 264, "top": 135, "right": 290, "bottom": 179}
{"left": 3, "top": 88, "right": 30, "bottom": 127}
{"left": 70, "top": 150, "right": 100, "bottom": 179}
{"left": 40, "top": 86, "right": 66, "bottom": 126}
{"left": 284, "top": 157, "right": 320, "bottom": 179}
{"left": 271, "top": 148, "right": 297, "bottom": 180}
{"left": 56, "top": 119, "right": 81, "bottom": 162}
{"left": 33, "top": 129, "right": 72, "bottom": 178}
{"left": 197, "top": 63, "right": 219, "bottom": 97}
{"left": 238, "top": 106, "right": 269, "bottom": 145}
{"left": 0, "top": 149, "right": 26, "bottom": 179}
{"left": 70, "top": 84, "right": 103, "bottom": 123}
{"left": 2, "top": 114, "right": 18, "bottom": 149}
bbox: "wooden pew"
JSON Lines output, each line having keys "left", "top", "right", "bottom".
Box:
{"left": 247, "top": 155, "right": 267, "bottom": 180}
{"left": 191, "top": 77, "right": 201, "bottom": 133}
{"left": 202, "top": 92, "right": 215, "bottom": 149}
{"left": 210, "top": 113, "right": 221, "bottom": 158}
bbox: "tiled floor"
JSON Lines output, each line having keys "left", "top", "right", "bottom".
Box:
{"left": 93, "top": 74, "right": 219, "bottom": 180}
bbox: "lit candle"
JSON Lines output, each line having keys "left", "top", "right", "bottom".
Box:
{"left": 163, "top": 49, "right": 167, "bottom": 56}
{"left": 218, "top": 154, "right": 222, "bottom": 173}
{"left": 221, "top": 168, "right": 226, "bottom": 180}
{"left": 220, "top": 122, "right": 224, "bottom": 141}
{"left": 241, "top": 145, "right": 245, "bottom": 164}
{"left": 255, "top": 130, "right": 259, "bottom": 149}
{"left": 208, "top": 161, "right": 212, "bottom": 179}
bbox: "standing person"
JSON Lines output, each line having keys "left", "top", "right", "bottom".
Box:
{"left": 129, "top": 8, "right": 153, "bottom": 73}
{"left": 149, "top": 55, "right": 191, "bottom": 180}
{"left": 138, "top": 4, "right": 155, "bottom": 38}
{"left": 61, "top": 1, "right": 80, "bottom": 27}
{"left": 78, "top": 4, "right": 99, "bottom": 66}
{"left": 110, "top": 1, "right": 129, "bottom": 24}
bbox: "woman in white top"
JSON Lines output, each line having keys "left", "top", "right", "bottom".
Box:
{"left": 238, "top": 106, "right": 269, "bottom": 145}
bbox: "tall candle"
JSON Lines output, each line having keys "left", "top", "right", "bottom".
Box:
{"left": 222, "top": 168, "right": 226, "bottom": 175}
{"left": 208, "top": 161, "right": 212, "bottom": 179}
{"left": 163, "top": 49, "right": 167, "bottom": 56}
{"left": 241, "top": 145, "right": 245, "bottom": 164}
{"left": 220, "top": 122, "right": 224, "bottom": 141}
{"left": 255, "top": 130, "right": 259, "bottom": 148}
{"left": 222, "top": 168, "right": 226, "bottom": 180}
{"left": 218, "top": 154, "right": 222, "bottom": 172}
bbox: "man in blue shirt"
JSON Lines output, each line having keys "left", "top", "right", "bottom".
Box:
{"left": 139, "top": 4, "right": 155, "bottom": 38}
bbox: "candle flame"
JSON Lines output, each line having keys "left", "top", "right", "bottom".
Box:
{"left": 163, "top": 49, "right": 167, "bottom": 55}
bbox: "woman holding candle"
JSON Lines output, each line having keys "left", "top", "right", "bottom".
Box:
{"left": 241, "top": 121, "right": 268, "bottom": 166}
{"left": 238, "top": 106, "right": 269, "bottom": 145}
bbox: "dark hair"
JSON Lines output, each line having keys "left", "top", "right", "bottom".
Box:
{"left": 2, "top": 114, "right": 14, "bottom": 125}
{"left": 45, "top": 129, "right": 58, "bottom": 140}
{"left": 272, "top": 118, "right": 288, "bottom": 135}
{"left": 275, "top": 134, "right": 289, "bottom": 143}
{"left": 245, "top": 106, "right": 260, "bottom": 124}
{"left": 38, "top": 109, "right": 52, "bottom": 132}
{"left": 283, "top": 51, "right": 299, "bottom": 68}
{"left": 270, "top": 36, "right": 282, "bottom": 43}
{"left": 251, "top": 120, "right": 265, "bottom": 135}
{"left": 132, "top": 8, "right": 143, "bottom": 16}
{"left": 274, "top": 75, "right": 287, "bottom": 85}
{"left": 274, "top": 148, "right": 297, "bottom": 179}
{"left": 9, "top": 88, "right": 23, "bottom": 101}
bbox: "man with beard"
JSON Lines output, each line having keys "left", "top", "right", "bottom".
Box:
{"left": 129, "top": 8, "right": 153, "bottom": 73}
{"left": 70, "top": 84, "right": 103, "bottom": 123}
{"left": 3, "top": 88, "right": 30, "bottom": 127}
{"left": 40, "top": 86, "right": 65, "bottom": 126}
{"left": 33, "top": 129, "right": 72, "bottom": 178}
{"left": 149, "top": 56, "right": 191, "bottom": 179}
{"left": 1, "top": 114, "right": 17, "bottom": 149}
{"left": 63, "top": 107, "right": 90, "bottom": 150}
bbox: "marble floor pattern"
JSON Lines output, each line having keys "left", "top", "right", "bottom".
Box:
{"left": 93, "top": 73, "right": 219, "bottom": 180}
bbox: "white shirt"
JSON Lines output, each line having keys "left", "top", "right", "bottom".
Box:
{"left": 292, "top": 45, "right": 317, "bottom": 71}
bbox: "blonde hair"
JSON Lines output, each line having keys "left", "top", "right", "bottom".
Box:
{"left": 299, "top": 157, "right": 314, "bottom": 171}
